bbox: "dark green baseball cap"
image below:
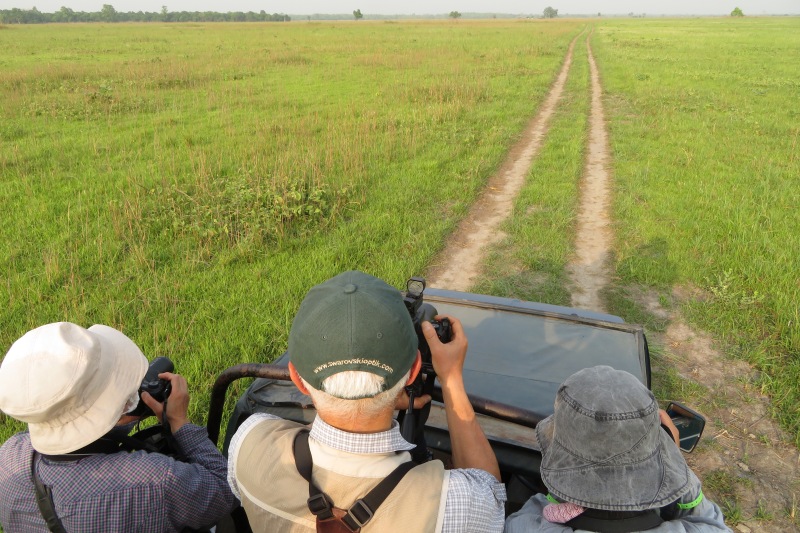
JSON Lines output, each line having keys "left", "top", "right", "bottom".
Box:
{"left": 289, "top": 271, "right": 417, "bottom": 397}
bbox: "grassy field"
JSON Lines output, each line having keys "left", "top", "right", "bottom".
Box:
{"left": 591, "top": 17, "right": 800, "bottom": 444}
{"left": 2, "top": 16, "right": 800, "bottom": 533}
{"left": 0, "top": 20, "right": 582, "bottom": 441}
{"left": 2, "top": 17, "right": 799, "bottom": 451}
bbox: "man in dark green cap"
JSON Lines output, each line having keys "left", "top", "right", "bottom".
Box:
{"left": 227, "top": 271, "right": 506, "bottom": 532}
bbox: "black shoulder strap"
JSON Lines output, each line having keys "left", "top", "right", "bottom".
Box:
{"left": 41, "top": 429, "right": 165, "bottom": 462}
{"left": 293, "top": 430, "right": 417, "bottom": 531}
{"left": 31, "top": 451, "right": 69, "bottom": 533}
{"left": 566, "top": 508, "right": 664, "bottom": 532}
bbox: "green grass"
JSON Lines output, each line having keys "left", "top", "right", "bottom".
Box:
{"left": 703, "top": 468, "right": 753, "bottom": 526}
{"left": 3, "top": 17, "right": 800, "bottom": 458}
{"left": 593, "top": 17, "right": 800, "bottom": 444}
{"left": 0, "top": 20, "right": 583, "bottom": 441}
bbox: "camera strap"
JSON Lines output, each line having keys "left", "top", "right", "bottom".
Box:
{"left": 31, "top": 451, "right": 68, "bottom": 533}
{"left": 32, "top": 448, "right": 211, "bottom": 533}
{"left": 292, "top": 430, "right": 417, "bottom": 532}
{"left": 31, "top": 437, "right": 148, "bottom": 533}
{"left": 30, "top": 425, "right": 182, "bottom": 532}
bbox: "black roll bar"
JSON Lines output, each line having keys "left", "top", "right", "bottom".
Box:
{"left": 206, "top": 363, "right": 545, "bottom": 446}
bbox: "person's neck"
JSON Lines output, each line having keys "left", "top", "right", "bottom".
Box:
{"left": 319, "top": 410, "right": 394, "bottom": 434}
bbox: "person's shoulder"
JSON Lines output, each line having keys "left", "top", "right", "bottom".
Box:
{"left": 504, "top": 495, "right": 574, "bottom": 533}
{"left": 448, "top": 467, "right": 504, "bottom": 488}
{"left": 229, "top": 413, "right": 295, "bottom": 459}
{"left": 0, "top": 432, "right": 33, "bottom": 480}
{"left": 237, "top": 413, "right": 297, "bottom": 440}
{"left": 86, "top": 447, "right": 179, "bottom": 484}
{"left": 22, "top": 448, "right": 197, "bottom": 503}
{"left": 446, "top": 468, "right": 508, "bottom": 512}
{"left": 0, "top": 431, "right": 32, "bottom": 458}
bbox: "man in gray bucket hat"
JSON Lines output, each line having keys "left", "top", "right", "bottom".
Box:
{"left": 505, "top": 365, "right": 730, "bottom": 532}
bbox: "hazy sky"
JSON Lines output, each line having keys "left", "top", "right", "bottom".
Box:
{"left": 2, "top": 0, "right": 798, "bottom": 15}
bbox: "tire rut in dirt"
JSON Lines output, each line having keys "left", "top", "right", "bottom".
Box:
{"left": 426, "top": 33, "right": 582, "bottom": 291}
{"left": 566, "top": 32, "right": 613, "bottom": 313}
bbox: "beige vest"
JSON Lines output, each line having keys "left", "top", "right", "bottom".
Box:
{"left": 235, "top": 419, "right": 447, "bottom": 533}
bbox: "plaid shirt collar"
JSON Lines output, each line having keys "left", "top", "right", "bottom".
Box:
{"left": 308, "top": 415, "right": 416, "bottom": 454}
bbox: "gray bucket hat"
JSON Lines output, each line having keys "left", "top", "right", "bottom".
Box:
{"left": 536, "top": 365, "right": 691, "bottom": 511}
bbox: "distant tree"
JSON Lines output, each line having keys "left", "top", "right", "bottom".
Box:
{"left": 24, "top": 6, "right": 44, "bottom": 23}
{"left": 731, "top": 7, "right": 744, "bottom": 17}
{"left": 543, "top": 6, "right": 558, "bottom": 18}
{"left": 54, "top": 6, "right": 76, "bottom": 22}
{"left": 100, "top": 3, "right": 117, "bottom": 22}
{"left": 0, "top": 5, "right": 290, "bottom": 23}
{"left": 449, "top": 10, "right": 461, "bottom": 19}
{"left": 353, "top": 8, "right": 363, "bottom": 20}
{"left": 11, "top": 7, "right": 24, "bottom": 23}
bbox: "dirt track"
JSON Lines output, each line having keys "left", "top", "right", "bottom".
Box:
{"left": 566, "top": 35, "right": 612, "bottom": 312}
{"left": 426, "top": 29, "right": 799, "bottom": 531}
{"left": 425, "top": 34, "right": 579, "bottom": 290}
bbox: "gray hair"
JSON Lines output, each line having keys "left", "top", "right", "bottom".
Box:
{"left": 302, "top": 370, "right": 410, "bottom": 419}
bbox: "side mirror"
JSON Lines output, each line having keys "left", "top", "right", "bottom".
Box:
{"left": 666, "top": 401, "right": 706, "bottom": 453}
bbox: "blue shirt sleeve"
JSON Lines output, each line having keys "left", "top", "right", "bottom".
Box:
{"left": 160, "top": 423, "right": 238, "bottom": 530}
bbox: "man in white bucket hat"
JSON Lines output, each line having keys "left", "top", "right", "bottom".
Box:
{"left": 0, "top": 322, "right": 237, "bottom": 532}
{"left": 505, "top": 365, "right": 730, "bottom": 532}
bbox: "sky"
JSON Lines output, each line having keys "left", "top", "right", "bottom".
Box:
{"left": 2, "top": 0, "right": 798, "bottom": 15}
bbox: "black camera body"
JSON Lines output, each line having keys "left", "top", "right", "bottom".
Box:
{"left": 428, "top": 317, "right": 452, "bottom": 346}
{"left": 400, "top": 277, "right": 450, "bottom": 461}
{"left": 128, "top": 357, "right": 174, "bottom": 417}
{"left": 403, "top": 276, "right": 452, "bottom": 357}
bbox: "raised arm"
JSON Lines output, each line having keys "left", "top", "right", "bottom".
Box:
{"left": 423, "top": 316, "right": 501, "bottom": 480}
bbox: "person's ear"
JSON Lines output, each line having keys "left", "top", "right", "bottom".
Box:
{"left": 406, "top": 351, "right": 422, "bottom": 385}
{"left": 289, "top": 362, "right": 310, "bottom": 395}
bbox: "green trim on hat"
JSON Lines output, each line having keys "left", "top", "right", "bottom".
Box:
{"left": 288, "top": 271, "right": 417, "bottom": 396}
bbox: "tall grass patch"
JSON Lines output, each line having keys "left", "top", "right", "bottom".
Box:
{"left": 594, "top": 18, "right": 800, "bottom": 443}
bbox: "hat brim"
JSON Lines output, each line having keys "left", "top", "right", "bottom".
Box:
{"left": 28, "top": 325, "right": 148, "bottom": 454}
{"left": 536, "top": 414, "right": 692, "bottom": 511}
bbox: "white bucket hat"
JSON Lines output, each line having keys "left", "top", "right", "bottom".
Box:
{"left": 0, "top": 322, "right": 148, "bottom": 454}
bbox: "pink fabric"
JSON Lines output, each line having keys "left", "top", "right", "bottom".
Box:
{"left": 543, "top": 502, "right": 586, "bottom": 523}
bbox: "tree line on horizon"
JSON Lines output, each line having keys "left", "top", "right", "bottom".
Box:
{"left": 0, "top": 5, "right": 291, "bottom": 23}
{"left": 0, "top": 5, "right": 560, "bottom": 24}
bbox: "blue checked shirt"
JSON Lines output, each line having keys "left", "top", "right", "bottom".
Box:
{"left": 0, "top": 424, "right": 237, "bottom": 532}
{"left": 228, "top": 414, "right": 507, "bottom": 533}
